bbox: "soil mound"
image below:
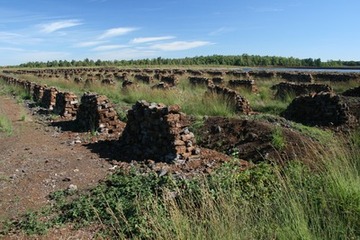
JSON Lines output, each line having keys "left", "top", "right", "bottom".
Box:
{"left": 197, "top": 116, "right": 316, "bottom": 163}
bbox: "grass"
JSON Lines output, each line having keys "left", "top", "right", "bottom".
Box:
{"left": 2, "top": 136, "right": 359, "bottom": 239}
{"left": 239, "top": 80, "right": 294, "bottom": 115}
{"left": 271, "top": 126, "right": 286, "bottom": 150}
{"left": 0, "top": 114, "right": 13, "bottom": 136}
{"left": 6, "top": 74, "right": 290, "bottom": 118}
{"left": 0, "top": 79, "right": 31, "bottom": 103}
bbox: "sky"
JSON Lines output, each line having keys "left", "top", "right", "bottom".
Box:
{"left": 0, "top": 0, "right": 359, "bottom": 66}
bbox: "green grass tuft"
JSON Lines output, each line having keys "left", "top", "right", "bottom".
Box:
{"left": 0, "top": 114, "right": 13, "bottom": 136}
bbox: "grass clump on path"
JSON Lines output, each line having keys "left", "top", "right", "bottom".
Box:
{"left": 0, "top": 114, "right": 13, "bottom": 136}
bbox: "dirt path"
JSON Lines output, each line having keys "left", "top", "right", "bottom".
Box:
{"left": 0, "top": 95, "right": 113, "bottom": 221}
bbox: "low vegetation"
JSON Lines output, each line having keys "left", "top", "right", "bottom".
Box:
{"left": 0, "top": 114, "right": 12, "bottom": 136}
{"left": 1, "top": 136, "right": 359, "bottom": 239}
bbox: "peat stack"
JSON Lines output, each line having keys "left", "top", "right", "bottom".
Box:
{"left": 207, "top": 83, "right": 252, "bottom": 114}
{"left": 118, "top": 100, "right": 200, "bottom": 162}
{"left": 228, "top": 79, "right": 257, "bottom": 92}
{"left": 54, "top": 92, "right": 79, "bottom": 119}
{"left": 342, "top": 86, "right": 360, "bottom": 97}
{"left": 271, "top": 82, "right": 332, "bottom": 99}
{"left": 76, "top": 93, "right": 125, "bottom": 134}
{"left": 41, "top": 87, "right": 58, "bottom": 110}
{"left": 282, "top": 92, "right": 359, "bottom": 127}
{"left": 32, "top": 84, "right": 46, "bottom": 103}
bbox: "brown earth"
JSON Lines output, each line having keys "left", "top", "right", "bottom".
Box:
{"left": 0, "top": 95, "right": 114, "bottom": 238}
{"left": 0, "top": 95, "right": 234, "bottom": 239}
{"left": 197, "top": 116, "right": 319, "bottom": 165}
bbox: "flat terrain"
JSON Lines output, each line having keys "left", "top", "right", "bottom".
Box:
{"left": 0, "top": 95, "right": 112, "bottom": 223}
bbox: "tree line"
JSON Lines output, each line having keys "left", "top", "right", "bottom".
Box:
{"left": 13, "top": 54, "right": 360, "bottom": 68}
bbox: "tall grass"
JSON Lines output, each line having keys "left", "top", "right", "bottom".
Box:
{"left": 238, "top": 80, "right": 294, "bottom": 115}
{"left": 141, "top": 139, "right": 360, "bottom": 239}
{"left": 0, "top": 80, "right": 31, "bottom": 102}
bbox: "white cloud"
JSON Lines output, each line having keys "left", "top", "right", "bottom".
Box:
{"left": 39, "top": 19, "right": 82, "bottom": 33}
{"left": 98, "top": 27, "right": 138, "bottom": 39}
{"left": 74, "top": 41, "right": 107, "bottom": 47}
{"left": 131, "top": 36, "right": 175, "bottom": 44}
{"left": 209, "top": 27, "right": 235, "bottom": 36}
{"left": 92, "top": 44, "right": 128, "bottom": 51}
{"left": 150, "top": 41, "right": 212, "bottom": 51}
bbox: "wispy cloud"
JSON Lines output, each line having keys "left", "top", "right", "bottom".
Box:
{"left": 131, "top": 36, "right": 175, "bottom": 44}
{"left": 0, "top": 31, "right": 43, "bottom": 45}
{"left": 150, "top": 41, "right": 212, "bottom": 51}
{"left": 39, "top": 19, "right": 82, "bottom": 33}
{"left": 98, "top": 27, "right": 138, "bottom": 39}
{"left": 74, "top": 40, "right": 107, "bottom": 47}
{"left": 92, "top": 44, "right": 128, "bottom": 51}
{"left": 0, "top": 31, "right": 22, "bottom": 40}
{"left": 209, "top": 27, "right": 235, "bottom": 36}
{"left": 0, "top": 47, "right": 25, "bottom": 52}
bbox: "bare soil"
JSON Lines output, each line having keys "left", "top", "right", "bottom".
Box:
{"left": 198, "top": 116, "right": 318, "bottom": 164}
{"left": 0, "top": 95, "right": 114, "bottom": 238}
{"left": 0, "top": 95, "right": 235, "bottom": 239}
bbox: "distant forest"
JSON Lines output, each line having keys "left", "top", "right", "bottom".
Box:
{"left": 14, "top": 54, "right": 360, "bottom": 68}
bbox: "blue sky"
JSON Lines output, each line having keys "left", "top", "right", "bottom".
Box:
{"left": 0, "top": 0, "right": 359, "bottom": 65}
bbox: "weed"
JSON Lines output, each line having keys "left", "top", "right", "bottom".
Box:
{"left": 271, "top": 126, "right": 286, "bottom": 150}
{"left": 0, "top": 114, "right": 13, "bottom": 136}
{"left": 17, "top": 212, "right": 48, "bottom": 235}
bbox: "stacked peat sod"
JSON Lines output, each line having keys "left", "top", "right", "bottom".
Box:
{"left": 277, "top": 72, "right": 314, "bottom": 83}
{"left": 342, "top": 86, "right": 360, "bottom": 97}
{"left": 271, "top": 82, "right": 333, "bottom": 99}
{"left": 118, "top": 100, "right": 200, "bottom": 162}
{"left": 76, "top": 93, "right": 125, "bottom": 135}
{"left": 54, "top": 92, "right": 79, "bottom": 119}
{"left": 189, "top": 76, "right": 210, "bottom": 86}
{"left": 207, "top": 81, "right": 252, "bottom": 114}
{"left": 33, "top": 84, "right": 46, "bottom": 103}
{"left": 312, "top": 72, "right": 359, "bottom": 82}
{"left": 249, "top": 70, "right": 277, "bottom": 80}
{"left": 151, "top": 82, "right": 172, "bottom": 90}
{"left": 159, "top": 75, "right": 179, "bottom": 87}
{"left": 0, "top": 74, "right": 35, "bottom": 96}
{"left": 41, "top": 87, "right": 58, "bottom": 110}
{"left": 23, "top": 81, "right": 35, "bottom": 96}
{"left": 122, "top": 80, "right": 135, "bottom": 89}
{"left": 228, "top": 79, "right": 258, "bottom": 92}
{"left": 282, "top": 92, "right": 359, "bottom": 127}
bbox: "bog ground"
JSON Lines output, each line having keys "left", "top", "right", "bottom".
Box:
{"left": 0, "top": 67, "right": 359, "bottom": 239}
